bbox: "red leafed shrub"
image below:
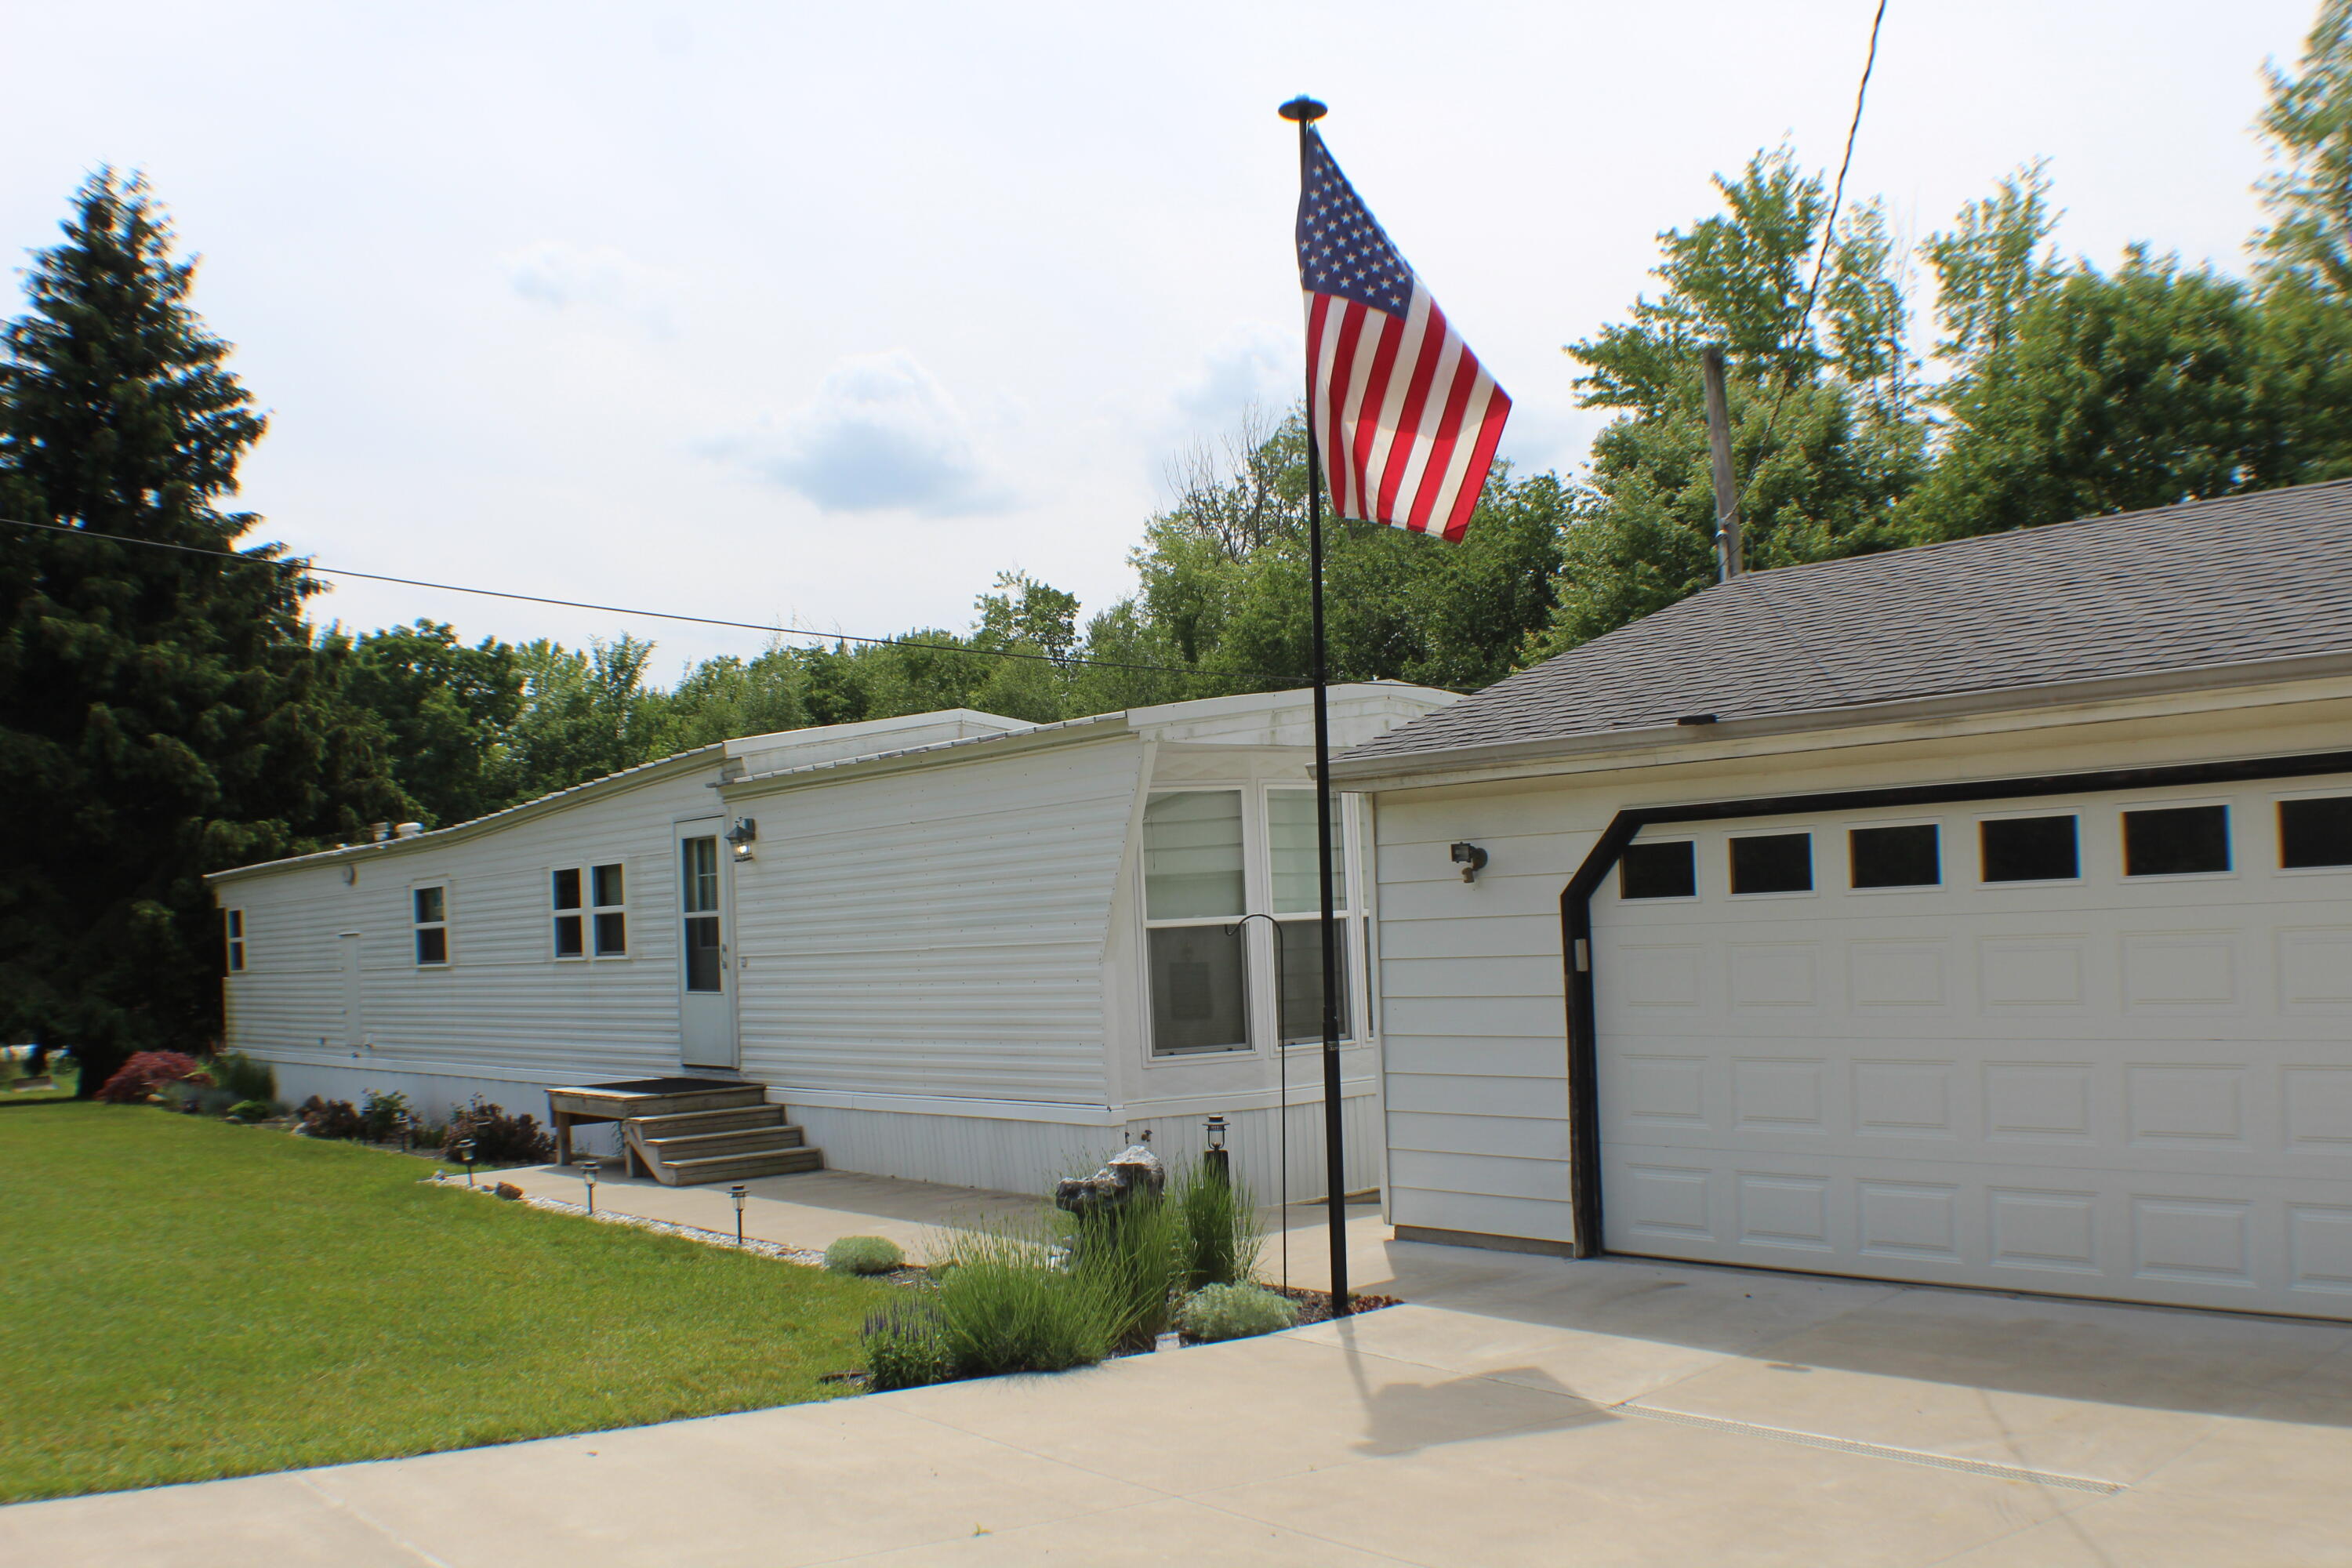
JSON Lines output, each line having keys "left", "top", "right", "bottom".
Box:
{"left": 96, "top": 1051, "right": 211, "bottom": 1104}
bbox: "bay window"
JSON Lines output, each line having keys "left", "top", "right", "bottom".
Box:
{"left": 1142, "top": 786, "right": 1363, "bottom": 1058}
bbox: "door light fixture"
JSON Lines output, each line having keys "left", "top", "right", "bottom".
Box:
{"left": 1450, "top": 842, "right": 1489, "bottom": 883}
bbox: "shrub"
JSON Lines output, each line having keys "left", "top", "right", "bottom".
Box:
{"left": 445, "top": 1096, "right": 555, "bottom": 1164}
{"left": 410, "top": 1119, "right": 448, "bottom": 1150}
{"left": 862, "top": 1300, "right": 953, "bottom": 1390}
{"left": 1178, "top": 1283, "right": 1299, "bottom": 1344}
{"left": 1064, "top": 1194, "right": 1188, "bottom": 1352}
{"left": 226, "top": 1099, "right": 274, "bottom": 1123}
{"left": 1171, "top": 1161, "right": 1264, "bottom": 1291}
{"left": 296, "top": 1096, "right": 364, "bottom": 1140}
{"left": 358, "top": 1089, "right": 413, "bottom": 1142}
{"left": 95, "top": 1051, "right": 207, "bottom": 1105}
{"left": 934, "top": 1224, "right": 1116, "bottom": 1378}
{"left": 205, "top": 1050, "right": 276, "bottom": 1104}
{"left": 825, "top": 1236, "right": 906, "bottom": 1276}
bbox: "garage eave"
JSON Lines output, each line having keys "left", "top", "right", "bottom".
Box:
{"left": 1327, "top": 650, "right": 2352, "bottom": 793}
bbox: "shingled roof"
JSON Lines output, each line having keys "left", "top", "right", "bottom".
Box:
{"left": 1338, "top": 479, "right": 2352, "bottom": 771}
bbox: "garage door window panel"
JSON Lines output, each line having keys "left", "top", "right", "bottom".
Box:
{"left": 2124, "top": 804, "right": 2231, "bottom": 877}
{"left": 2281, "top": 796, "right": 2352, "bottom": 870}
{"left": 1730, "top": 832, "right": 1813, "bottom": 895}
{"left": 1850, "top": 824, "right": 1941, "bottom": 890}
{"left": 1980, "top": 815, "right": 2080, "bottom": 884}
{"left": 1621, "top": 840, "right": 1697, "bottom": 900}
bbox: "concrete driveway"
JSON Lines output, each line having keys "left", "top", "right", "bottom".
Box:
{"left": 8, "top": 1214, "right": 2351, "bottom": 1565}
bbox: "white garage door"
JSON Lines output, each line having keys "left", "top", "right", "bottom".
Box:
{"left": 1594, "top": 775, "right": 2352, "bottom": 1318}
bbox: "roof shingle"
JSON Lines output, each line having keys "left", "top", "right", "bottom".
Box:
{"left": 1342, "top": 479, "right": 2352, "bottom": 766}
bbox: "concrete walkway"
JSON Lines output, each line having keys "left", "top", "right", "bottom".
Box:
{"left": 9, "top": 1194, "right": 2352, "bottom": 1564}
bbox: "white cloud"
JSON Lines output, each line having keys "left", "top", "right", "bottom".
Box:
{"left": 500, "top": 241, "right": 677, "bottom": 336}
{"left": 1172, "top": 321, "right": 1299, "bottom": 432}
{"left": 702, "top": 350, "right": 1009, "bottom": 515}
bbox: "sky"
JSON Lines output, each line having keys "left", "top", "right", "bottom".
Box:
{"left": 0, "top": 0, "right": 2324, "bottom": 677}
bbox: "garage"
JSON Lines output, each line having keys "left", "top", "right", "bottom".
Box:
{"left": 1592, "top": 774, "right": 2352, "bottom": 1317}
{"left": 1330, "top": 480, "right": 2352, "bottom": 1315}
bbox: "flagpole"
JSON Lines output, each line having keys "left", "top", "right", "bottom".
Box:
{"left": 1279, "top": 92, "right": 1349, "bottom": 1319}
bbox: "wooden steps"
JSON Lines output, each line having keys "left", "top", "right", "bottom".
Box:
{"left": 621, "top": 1098, "right": 825, "bottom": 1186}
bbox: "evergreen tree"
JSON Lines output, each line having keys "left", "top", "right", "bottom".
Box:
{"left": 0, "top": 171, "right": 402, "bottom": 1086}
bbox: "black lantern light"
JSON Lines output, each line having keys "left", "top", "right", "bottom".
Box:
{"left": 1203, "top": 1114, "right": 1230, "bottom": 1185}
{"left": 730, "top": 1183, "right": 748, "bottom": 1246}
{"left": 456, "top": 1137, "right": 477, "bottom": 1186}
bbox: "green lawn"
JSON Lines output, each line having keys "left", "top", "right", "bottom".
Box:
{"left": 0, "top": 1104, "right": 894, "bottom": 1503}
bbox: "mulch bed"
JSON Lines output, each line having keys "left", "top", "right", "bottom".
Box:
{"left": 1272, "top": 1284, "right": 1401, "bottom": 1326}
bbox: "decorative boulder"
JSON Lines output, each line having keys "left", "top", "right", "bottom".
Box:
{"left": 1054, "top": 1138, "right": 1167, "bottom": 1217}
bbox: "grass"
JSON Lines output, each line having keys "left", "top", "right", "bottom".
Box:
{"left": 0, "top": 1103, "right": 895, "bottom": 1503}
{"left": 0, "top": 1058, "right": 79, "bottom": 1105}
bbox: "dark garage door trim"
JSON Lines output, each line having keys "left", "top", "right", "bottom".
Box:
{"left": 1555, "top": 749, "right": 2352, "bottom": 1259}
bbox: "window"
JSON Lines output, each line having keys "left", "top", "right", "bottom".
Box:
{"left": 552, "top": 865, "right": 626, "bottom": 958}
{"left": 2281, "top": 796, "right": 2352, "bottom": 869}
{"left": 591, "top": 862, "right": 627, "bottom": 956}
{"left": 224, "top": 909, "right": 246, "bottom": 973}
{"left": 1981, "top": 815, "right": 2078, "bottom": 882}
{"left": 1268, "top": 790, "right": 1349, "bottom": 1044}
{"left": 1144, "top": 792, "right": 1249, "bottom": 1054}
{"left": 681, "top": 837, "right": 721, "bottom": 993}
{"left": 412, "top": 885, "right": 449, "bottom": 965}
{"left": 1850, "top": 824, "right": 1940, "bottom": 889}
{"left": 1621, "top": 840, "right": 1696, "bottom": 900}
{"left": 2124, "top": 804, "right": 2230, "bottom": 877}
{"left": 1730, "top": 832, "right": 1812, "bottom": 895}
{"left": 552, "top": 869, "right": 585, "bottom": 957}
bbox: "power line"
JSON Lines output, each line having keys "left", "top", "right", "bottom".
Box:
{"left": 1752, "top": 0, "right": 1891, "bottom": 458}
{"left": 0, "top": 514, "right": 1309, "bottom": 684}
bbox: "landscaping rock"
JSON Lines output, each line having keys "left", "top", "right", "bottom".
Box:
{"left": 493, "top": 1181, "right": 524, "bottom": 1200}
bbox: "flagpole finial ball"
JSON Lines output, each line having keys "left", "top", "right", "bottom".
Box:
{"left": 1278, "top": 96, "right": 1327, "bottom": 124}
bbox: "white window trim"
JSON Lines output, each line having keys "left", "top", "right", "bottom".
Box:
{"left": 590, "top": 861, "right": 630, "bottom": 959}
{"left": 2275, "top": 786, "right": 2352, "bottom": 875}
{"left": 1138, "top": 782, "right": 1372, "bottom": 1062}
{"left": 1973, "top": 809, "right": 2086, "bottom": 887}
{"left": 412, "top": 881, "right": 452, "bottom": 967}
{"left": 1843, "top": 818, "right": 1947, "bottom": 895}
{"left": 550, "top": 866, "right": 588, "bottom": 962}
{"left": 224, "top": 908, "right": 246, "bottom": 973}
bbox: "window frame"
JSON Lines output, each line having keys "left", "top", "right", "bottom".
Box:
{"left": 224, "top": 908, "right": 247, "bottom": 973}
{"left": 412, "top": 881, "right": 451, "bottom": 967}
{"left": 550, "top": 862, "right": 630, "bottom": 961}
{"left": 1976, "top": 809, "right": 2084, "bottom": 886}
{"left": 1617, "top": 837, "right": 1700, "bottom": 902}
{"left": 2277, "top": 789, "right": 2352, "bottom": 874}
{"left": 589, "top": 861, "right": 629, "bottom": 958}
{"left": 2120, "top": 800, "right": 2234, "bottom": 880}
{"left": 1138, "top": 783, "right": 1372, "bottom": 1062}
{"left": 550, "top": 866, "right": 586, "bottom": 960}
{"left": 1726, "top": 828, "right": 1818, "bottom": 898}
{"left": 1846, "top": 820, "right": 1944, "bottom": 892}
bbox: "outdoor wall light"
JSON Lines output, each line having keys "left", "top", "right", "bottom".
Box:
{"left": 1450, "top": 842, "right": 1490, "bottom": 883}
{"left": 725, "top": 817, "right": 759, "bottom": 862}
{"left": 730, "top": 1183, "right": 748, "bottom": 1246}
{"left": 579, "top": 1156, "right": 600, "bottom": 1215}
{"left": 456, "top": 1138, "right": 476, "bottom": 1186}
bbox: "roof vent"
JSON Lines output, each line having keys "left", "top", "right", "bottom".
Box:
{"left": 394, "top": 822, "right": 425, "bottom": 838}
{"left": 370, "top": 822, "right": 392, "bottom": 842}
{"left": 1675, "top": 713, "right": 1720, "bottom": 726}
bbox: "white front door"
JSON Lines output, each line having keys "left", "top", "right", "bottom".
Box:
{"left": 676, "top": 818, "right": 738, "bottom": 1069}
{"left": 1594, "top": 775, "right": 2352, "bottom": 1319}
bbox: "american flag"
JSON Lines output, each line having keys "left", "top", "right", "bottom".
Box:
{"left": 1296, "top": 127, "right": 1511, "bottom": 543}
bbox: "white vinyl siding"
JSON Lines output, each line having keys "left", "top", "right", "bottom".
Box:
{"left": 217, "top": 765, "right": 716, "bottom": 1085}
{"left": 729, "top": 739, "right": 1145, "bottom": 1105}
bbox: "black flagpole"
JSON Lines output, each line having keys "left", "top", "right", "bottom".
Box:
{"left": 1279, "top": 93, "right": 1348, "bottom": 1319}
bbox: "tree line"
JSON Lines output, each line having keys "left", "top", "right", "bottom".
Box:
{"left": 9, "top": 2, "right": 2352, "bottom": 1084}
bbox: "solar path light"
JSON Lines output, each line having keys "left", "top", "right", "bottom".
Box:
{"left": 730, "top": 1184, "right": 748, "bottom": 1245}
{"left": 1203, "top": 1115, "right": 1230, "bottom": 1185}
{"left": 456, "top": 1138, "right": 477, "bottom": 1187}
{"left": 580, "top": 1156, "right": 600, "bottom": 1214}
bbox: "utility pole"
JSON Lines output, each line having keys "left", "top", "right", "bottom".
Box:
{"left": 1700, "top": 345, "right": 1743, "bottom": 581}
